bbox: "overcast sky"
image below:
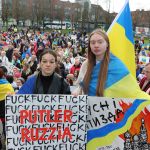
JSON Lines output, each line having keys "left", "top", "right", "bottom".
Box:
{"left": 62, "top": 0, "right": 150, "bottom": 13}
{"left": 93, "top": 0, "right": 150, "bottom": 12}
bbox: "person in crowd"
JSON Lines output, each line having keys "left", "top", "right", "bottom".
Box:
{"left": 36, "top": 44, "right": 45, "bottom": 61}
{"left": 22, "top": 53, "right": 31, "bottom": 65}
{"left": 14, "top": 77, "right": 25, "bottom": 93}
{"left": 21, "top": 45, "right": 31, "bottom": 60}
{"left": 139, "top": 47, "right": 148, "bottom": 56}
{"left": 28, "top": 54, "right": 38, "bottom": 74}
{"left": 18, "top": 49, "right": 70, "bottom": 94}
{"left": 5, "top": 44, "right": 14, "bottom": 62}
{"left": 72, "top": 28, "right": 148, "bottom": 97}
{"left": 67, "top": 69, "right": 80, "bottom": 86}
{"left": 11, "top": 54, "right": 21, "bottom": 69}
{"left": 139, "top": 63, "right": 150, "bottom": 94}
{"left": 0, "top": 66, "right": 14, "bottom": 136}
{"left": 69, "top": 52, "right": 75, "bottom": 64}
{"left": 55, "top": 53, "right": 66, "bottom": 78}
{"left": 63, "top": 57, "right": 72, "bottom": 75}
{"left": 0, "top": 50, "right": 9, "bottom": 66}
{"left": 21, "top": 63, "right": 32, "bottom": 81}
{"left": 69, "top": 57, "right": 81, "bottom": 75}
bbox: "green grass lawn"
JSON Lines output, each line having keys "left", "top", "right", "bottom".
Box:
{"left": 144, "top": 38, "right": 150, "bottom": 44}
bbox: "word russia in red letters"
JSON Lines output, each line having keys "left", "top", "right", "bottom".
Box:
{"left": 19, "top": 109, "right": 73, "bottom": 142}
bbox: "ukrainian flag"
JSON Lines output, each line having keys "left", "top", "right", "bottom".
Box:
{"left": 104, "top": 0, "right": 150, "bottom": 100}
{"left": 107, "top": 0, "right": 135, "bottom": 77}
{"left": 0, "top": 79, "right": 14, "bottom": 101}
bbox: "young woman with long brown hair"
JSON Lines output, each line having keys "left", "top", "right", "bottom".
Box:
{"left": 83, "top": 29, "right": 110, "bottom": 96}
{"left": 73, "top": 28, "right": 131, "bottom": 97}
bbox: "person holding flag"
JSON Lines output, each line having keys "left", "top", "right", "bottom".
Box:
{"left": 72, "top": 0, "right": 150, "bottom": 100}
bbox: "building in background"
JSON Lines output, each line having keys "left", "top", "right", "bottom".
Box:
{"left": 0, "top": 0, "right": 149, "bottom": 32}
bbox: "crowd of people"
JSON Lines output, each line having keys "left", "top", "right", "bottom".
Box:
{"left": 0, "top": 27, "right": 88, "bottom": 90}
{"left": 0, "top": 26, "right": 150, "bottom": 149}
{"left": 0, "top": 26, "right": 149, "bottom": 94}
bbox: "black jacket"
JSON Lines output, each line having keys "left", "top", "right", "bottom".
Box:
{"left": 34, "top": 72, "right": 71, "bottom": 94}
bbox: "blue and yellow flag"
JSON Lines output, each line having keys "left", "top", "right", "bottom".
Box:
{"left": 107, "top": 0, "right": 135, "bottom": 77}
{"left": 103, "top": 0, "right": 150, "bottom": 100}
{"left": 0, "top": 79, "right": 14, "bottom": 101}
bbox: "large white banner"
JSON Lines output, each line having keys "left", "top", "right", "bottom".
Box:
{"left": 6, "top": 95, "right": 87, "bottom": 150}
{"left": 87, "top": 97, "right": 150, "bottom": 150}
{"left": 6, "top": 96, "right": 150, "bottom": 150}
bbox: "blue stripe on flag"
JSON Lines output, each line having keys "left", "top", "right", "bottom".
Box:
{"left": 105, "top": 54, "right": 129, "bottom": 89}
{"left": 117, "top": 1, "right": 134, "bottom": 44}
{"left": 0, "top": 79, "right": 9, "bottom": 84}
{"left": 87, "top": 99, "right": 145, "bottom": 142}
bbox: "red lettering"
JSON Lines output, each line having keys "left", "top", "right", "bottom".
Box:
{"left": 64, "top": 110, "right": 73, "bottom": 122}
{"left": 20, "top": 109, "right": 73, "bottom": 124}
{"left": 57, "top": 127, "right": 62, "bottom": 140}
{"left": 54, "top": 110, "right": 62, "bottom": 122}
{"left": 29, "top": 110, "right": 37, "bottom": 123}
{"left": 37, "top": 110, "right": 46, "bottom": 123}
{"left": 30, "top": 128, "right": 38, "bottom": 141}
{"left": 20, "top": 110, "right": 29, "bottom": 124}
{"left": 21, "top": 127, "right": 72, "bottom": 141}
{"left": 38, "top": 128, "right": 48, "bottom": 141}
{"left": 48, "top": 127, "right": 57, "bottom": 140}
{"left": 21, "top": 128, "right": 31, "bottom": 142}
{"left": 62, "top": 127, "right": 72, "bottom": 139}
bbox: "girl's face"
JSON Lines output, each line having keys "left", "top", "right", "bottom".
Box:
{"left": 40, "top": 53, "right": 56, "bottom": 76}
{"left": 90, "top": 33, "right": 108, "bottom": 60}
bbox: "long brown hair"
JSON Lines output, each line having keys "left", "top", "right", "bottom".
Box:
{"left": 39, "top": 49, "right": 57, "bottom": 62}
{"left": 83, "top": 29, "right": 110, "bottom": 96}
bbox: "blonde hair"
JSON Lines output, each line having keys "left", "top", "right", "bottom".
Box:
{"left": 83, "top": 29, "right": 110, "bottom": 96}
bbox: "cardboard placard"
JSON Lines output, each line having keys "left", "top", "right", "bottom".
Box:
{"left": 87, "top": 97, "right": 150, "bottom": 150}
{"left": 6, "top": 95, "right": 87, "bottom": 150}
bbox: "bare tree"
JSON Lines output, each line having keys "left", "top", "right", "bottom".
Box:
{"left": 1, "top": 0, "right": 10, "bottom": 27}
{"left": 81, "top": 1, "right": 90, "bottom": 30}
{"left": 12, "top": 0, "right": 21, "bottom": 25}
{"left": 147, "top": 11, "right": 150, "bottom": 30}
{"left": 103, "top": 0, "right": 112, "bottom": 29}
{"left": 20, "top": 1, "right": 28, "bottom": 26}
{"left": 56, "top": 4, "right": 65, "bottom": 29}
{"left": 32, "top": 0, "right": 47, "bottom": 30}
{"left": 73, "top": 6, "right": 81, "bottom": 30}
{"left": 132, "top": 10, "right": 140, "bottom": 31}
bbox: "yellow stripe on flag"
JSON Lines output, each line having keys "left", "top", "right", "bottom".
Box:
{"left": 108, "top": 23, "right": 135, "bottom": 77}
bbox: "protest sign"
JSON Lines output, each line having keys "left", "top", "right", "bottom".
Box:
{"left": 139, "top": 56, "right": 150, "bottom": 65}
{"left": 6, "top": 95, "right": 87, "bottom": 150}
{"left": 87, "top": 97, "right": 150, "bottom": 150}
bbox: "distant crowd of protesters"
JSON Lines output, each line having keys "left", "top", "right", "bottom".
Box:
{"left": 0, "top": 26, "right": 88, "bottom": 92}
